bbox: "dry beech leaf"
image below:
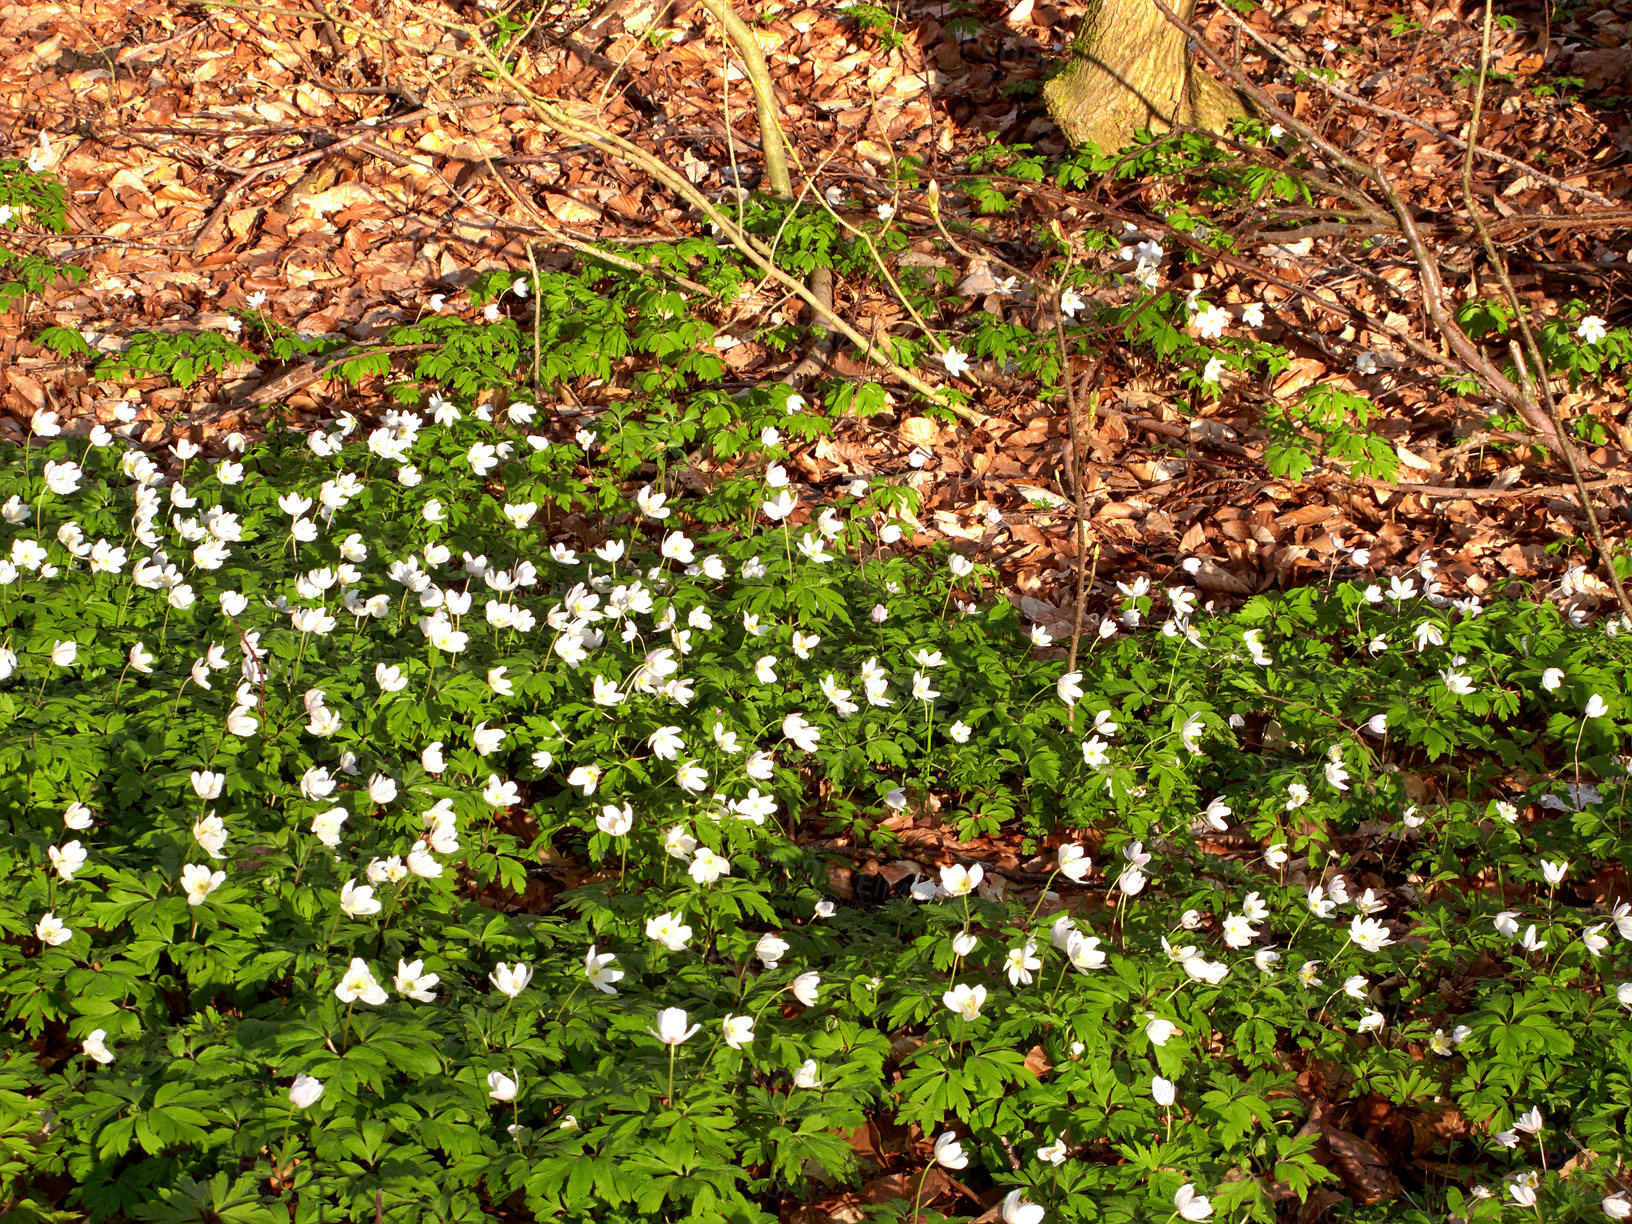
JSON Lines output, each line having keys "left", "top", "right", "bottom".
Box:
{"left": 1189, "top": 557, "right": 1254, "bottom": 595}
{"left": 1320, "top": 1122, "right": 1404, "bottom": 1205}
{"left": 545, "top": 194, "right": 601, "bottom": 224}
{"left": 899, "top": 416, "right": 942, "bottom": 447}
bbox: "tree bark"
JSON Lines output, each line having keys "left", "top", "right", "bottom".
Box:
{"left": 1043, "top": 0, "right": 1248, "bottom": 151}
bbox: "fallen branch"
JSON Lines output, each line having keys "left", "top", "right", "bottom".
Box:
{"left": 1458, "top": 0, "right": 1632, "bottom": 621}
{"left": 1212, "top": 3, "right": 1623, "bottom": 211}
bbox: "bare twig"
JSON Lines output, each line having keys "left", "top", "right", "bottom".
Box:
{"left": 1459, "top": 1, "right": 1632, "bottom": 621}
{"left": 1213, "top": 4, "right": 1622, "bottom": 210}
{"left": 695, "top": 0, "right": 791, "bottom": 199}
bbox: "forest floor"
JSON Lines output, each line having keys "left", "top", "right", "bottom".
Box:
{"left": 3, "top": 0, "right": 1632, "bottom": 631}
{"left": 4, "top": 1, "right": 1632, "bottom": 1219}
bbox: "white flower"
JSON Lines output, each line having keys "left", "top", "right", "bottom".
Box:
{"left": 942, "top": 982, "right": 987, "bottom": 1020}
{"left": 940, "top": 863, "right": 983, "bottom": 897}
{"left": 660, "top": 531, "right": 694, "bottom": 563}
{"left": 395, "top": 959, "right": 440, "bottom": 1002}
{"left": 472, "top": 722, "right": 506, "bottom": 755}
{"left": 688, "top": 846, "right": 731, "bottom": 884}
{"left": 1174, "top": 1183, "right": 1213, "bottom": 1221}
{"left": 36, "top": 912, "right": 72, "bottom": 946}
{"left": 648, "top": 726, "right": 685, "bottom": 761}
{"left": 1181, "top": 715, "right": 1206, "bottom": 755}
{"left": 793, "top": 1059, "right": 823, "bottom": 1089}
{"left": 1116, "top": 866, "right": 1147, "bottom": 896}
{"left": 1586, "top": 693, "right": 1610, "bottom": 719}
{"left": 82, "top": 1029, "right": 115, "bottom": 1065}
{"left": 722, "top": 1014, "right": 756, "bottom": 1049}
{"left": 665, "top": 826, "right": 698, "bottom": 860}
{"left": 339, "top": 880, "right": 381, "bottom": 917}
{"left": 675, "top": 760, "right": 708, "bottom": 793}
{"left": 584, "top": 945, "right": 623, "bottom": 995}
{"left": 406, "top": 843, "right": 442, "bottom": 878}
{"left": 1151, "top": 1075, "right": 1176, "bottom": 1106}
{"left": 1514, "top": 1106, "right": 1544, "bottom": 1135}
{"left": 43, "top": 460, "right": 82, "bottom": 496}
{"left": 180, "top": 863, "right": 225, "bottom": 905}
{"left": 487, "top": 1070, "right": 519, "bottom": 1101}
{"left": 1144, "top": 1015, "right": 1179, "bottom": 1046}
{"left": 1055, "top": 844, "right": 1091, "bottom": 883}
{"left": 1324, "top": 759, "right": 1350, "bottom": 791}
{"left": 791, "top": 971, "right": 821, "bottom": 1006}
{"left": 940, "top": 347, "right": 971, "bottom": 378}
{"left": 50, "top": 640, "right": 77, "bottom": 667}
{"left": 649, "top": 1007, "right": 701, "bottom": 1047}
{"left": 1065, "top": 930, "right": 1109, "bottom": 972}
{"left": 1540, "top": 858, "right": 1569, "bottom": 885}
{"left": 335, "top": 958, "right": 388, "bottom": 1005}
{"left": 1584, "top": 924, "right": 1610, "bottom": 957}
{"left": 1604, "top": 1192, "right": 1632, "bottom": 1220}
{"left": 1349, "top": 915, "right": 1394, "bottom": 953}
{"left": 1005, "top": 940, "right": 1042, "bottom": 986}
{"left": 310, "top": 807, "right": 348, "bottom": 847}
{"left": 1440, "top": 667, "right": 1478, "bottom": 695}
{"left": 596, "top": 803, "right": 633, "bottom": 837}
{"left": 289, "top": 1074, "right": 325, "bottom": 1107}
{"left": 190, "top": 770, "right": 224, "bottom": 801}
{"left": 782, "top": 712, "right": 820, "bottom": 752}
{"left": 1001, "top": 1190, "right": 1046, "bottom": 1224}
{"left": 756, "top": 933, "right": 791, "bottom": 969}
{"left": 646, "top": 911, "right": 693, "bottom": 952}
{"left": 489, "top": 962, "right": 533, "bottom": 998}
{"left": 1221, "top": 915, "right": 1259, "bottom": 949}
{"left": 1577, "top": 315, "right": 1609, "bottom": 345}
{"left": 1192, "top": 303, "right": 1230, "bottom": 339}
{"left": 923, "top": 1130, "right": 970, "bottom": 1172}
{"left": 1031, "top": 1142, "right": 1070, "bottom": 1168}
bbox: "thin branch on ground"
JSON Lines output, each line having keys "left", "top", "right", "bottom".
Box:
{"left": 1212, "top": 3, "right": 1622, "bottom": 210}
{"left": 1458, "top": 0, "right": 1632, "bottom": 621}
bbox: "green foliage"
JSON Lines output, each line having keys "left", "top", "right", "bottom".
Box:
{"left": 847, "top": 3, "right": 905, "bottom": 49}
{"left": 5, "top": 126, "right": 1632, "bottom": 1224}
{"left": 95, "top": 330, "right": 260, "bottom": 389}
{"left": 1263, "top": 383, "right": 1401, "bottom": 481}
{"left": 0, "top": 247, "right": 87, "bottom": 313}
{"left": 2, "top": 384, "right": 1631, "bottom": 1223}
{"left": 0, "top": 158, "right": 74, "bottom": 234}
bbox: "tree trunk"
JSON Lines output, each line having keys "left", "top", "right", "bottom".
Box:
{"left": 1043, "top": 0, "right": 1248, "bottom": 151}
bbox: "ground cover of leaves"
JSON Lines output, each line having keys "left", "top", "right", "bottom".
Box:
{"left": 3, "top": 0, "right": 1632, "bottom": 1218}
{"left": 3, "top": 0, "right": 1631, "bottom": 622}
